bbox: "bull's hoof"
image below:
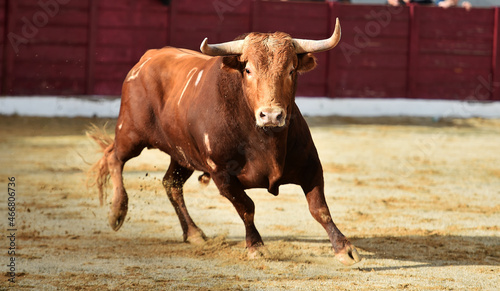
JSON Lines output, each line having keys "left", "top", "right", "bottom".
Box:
{"left": 108, "top": 210, "right": 127, "bottom": 231}
{"left": 187, "top": 231, "right": 207, "bottom": 246}
{"left": 247, "top": 246, "right": 271, "bottom": 260}
{"left": 335, "top": 246, "right": 361, "bottom": 266}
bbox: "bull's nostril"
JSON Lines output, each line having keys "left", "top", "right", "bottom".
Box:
{"left": 276, "top": 113, "right": 283, "bottom": 121}
{"left": 260, "top": 112, "right": 266, "bottom": 118}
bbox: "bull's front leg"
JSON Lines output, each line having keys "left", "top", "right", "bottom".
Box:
{"left": 303, "top": 174, "right": 361, "bottom": 266}
{"left": 212, "top": 174, "right": 270, "bottom": 259}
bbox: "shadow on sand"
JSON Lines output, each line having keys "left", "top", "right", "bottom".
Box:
{"left": 303, "top": 115, "right": 476, "bottom": 128}
{"left": 258, "top": 234, "right": 500, "bottom": 270}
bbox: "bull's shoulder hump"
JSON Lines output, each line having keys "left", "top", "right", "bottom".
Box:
{"left": 147, "top": 47, "right": 213, "bottom": 61}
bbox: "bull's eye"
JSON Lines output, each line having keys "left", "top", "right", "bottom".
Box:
{"left": 289, "top": 69, "right": 295, "bottom": 75}
{"left": 245, "top": 68, "right": 251, "bottom": 75}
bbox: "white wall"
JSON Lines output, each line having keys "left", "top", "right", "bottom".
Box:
{"left": 1, "top": 96, "right": 499, "bottom": 119}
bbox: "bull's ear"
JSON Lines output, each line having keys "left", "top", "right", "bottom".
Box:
{"left": 297, "top": 53, "right": 317, "bottom": 73}
{"left": 222, "top": 56, "right": 244, "bottom": 71}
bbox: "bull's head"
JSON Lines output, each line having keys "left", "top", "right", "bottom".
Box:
{"left": 201, "top": 18, "right": 341, "bottom": 128}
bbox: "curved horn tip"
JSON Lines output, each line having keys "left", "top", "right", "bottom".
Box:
{"left": 334, "top": 18, "right": 341, "bottom": 37}
{"left": 200, "top": 38, "right": 208, "bottom": 53}
{"left": 292, "top": 17, "right": 341, "bottom": 54}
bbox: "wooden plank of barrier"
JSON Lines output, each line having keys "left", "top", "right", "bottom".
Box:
{"left": 85, "top": 0, "right": 98, "bottom": 95}
{"left": 493, "top": 7, "right": 500, "bottom": 100}
{"left": 2, "top": 0, "right": 16, "bottom": 95}
{"left": 0, "top": 0, "right": 5, "bottom": 94}
{"left": 407, "top": 4, "right": 420, "bottom": 99}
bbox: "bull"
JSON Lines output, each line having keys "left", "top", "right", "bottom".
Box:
{"left": 89, "top": 18, "right": 361, "bottom": 266}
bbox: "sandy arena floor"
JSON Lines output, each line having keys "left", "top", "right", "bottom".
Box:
{"left": 0, "top": 115, "right": 499, "bottom": 290}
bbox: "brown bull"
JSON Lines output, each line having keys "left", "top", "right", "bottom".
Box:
{"left": 89, "top": 19, "right": 361, "bottom": 265}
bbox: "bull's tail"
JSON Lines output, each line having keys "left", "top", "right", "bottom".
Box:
{"left": 86, "top": 124, "right": 114, "bottom": 206}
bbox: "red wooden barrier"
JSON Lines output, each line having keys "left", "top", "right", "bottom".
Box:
{"left": 411, "top": 6, "right": 495, "bottom": 100}
{"left": 92, "top": 0, "right": 169, "bottom": 95}
{"left": 0, "top": 0, "right": 499, "bottom": 101}
{"left": 329, "top": 4, "right": 410, "bottom": 98}
{"left": 3, "top": 0, "right": 90, "bottom": 95}
{"left": 169, "top": 0, "right": 251, "bottom": 49}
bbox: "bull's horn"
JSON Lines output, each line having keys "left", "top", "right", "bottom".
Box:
{"left": 292, "top": 18, "right": 341, "bottom": 54}
{"left": 200, "top": 38, "right": 245, "bottom": 56}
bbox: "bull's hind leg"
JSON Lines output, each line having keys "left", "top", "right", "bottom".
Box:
{"left": 163, "top": 160, "right": 206, "bottom": 244}
{"left": 107, "top": 134, "right": 144, "bottom": 231}
{"left": 106, "top": 149, "right": 129, "bottom": 230}
{"left": 88, "top": 124, "right": 136, "bottom": 230}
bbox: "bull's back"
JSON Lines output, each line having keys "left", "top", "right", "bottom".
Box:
{"left": 124, "top": 47, "right": 214, "bottom": 103}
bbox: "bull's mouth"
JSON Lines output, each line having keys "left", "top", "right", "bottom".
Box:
{"left": 256, "top": 119, "right": 286, "bottom": 128}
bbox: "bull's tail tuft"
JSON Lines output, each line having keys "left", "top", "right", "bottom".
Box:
{"left": 86, "top": 124, "right": 114, "bottom": 206}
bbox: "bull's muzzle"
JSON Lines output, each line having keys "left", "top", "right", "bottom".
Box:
{"left": 256, "top": 107, "right": 286, "bottom": 128}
